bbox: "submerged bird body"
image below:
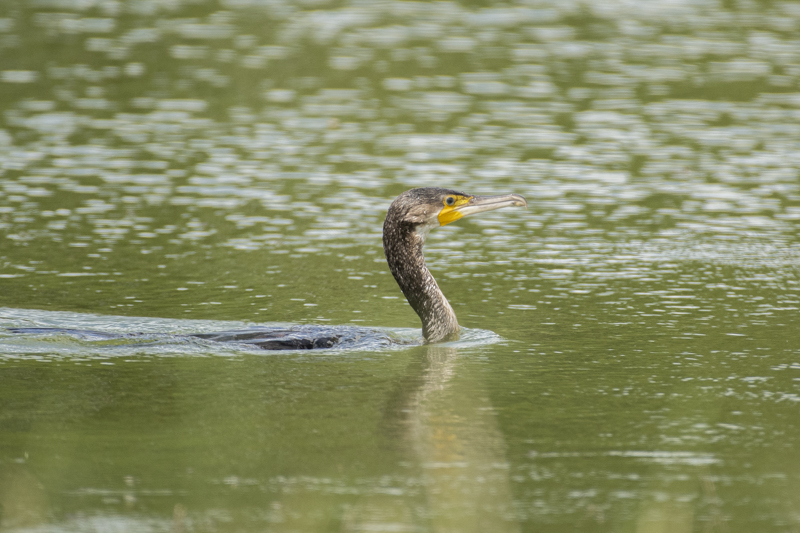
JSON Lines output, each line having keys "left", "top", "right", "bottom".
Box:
{"left": 9, "top": 188, "right": 525, "bottom": 349}
{"left": 383, "top": 187, "right": 527, "bottom": 343}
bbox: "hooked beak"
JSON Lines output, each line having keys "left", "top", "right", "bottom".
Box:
{"left": 438, "top": 193, "right": 527, "bottom": 226}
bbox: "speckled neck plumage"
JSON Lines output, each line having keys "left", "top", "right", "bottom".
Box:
{"left": 383, "top": 207, "right": 459, "bottom": 344}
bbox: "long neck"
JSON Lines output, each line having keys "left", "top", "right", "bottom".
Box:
{"left": 383, "top": 218, "right": 459, "bottom": 343}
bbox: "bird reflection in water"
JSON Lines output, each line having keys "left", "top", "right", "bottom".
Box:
{"left": 342, "top": 344, "right": 521, "bottom": 532}
{"left": 0, "top": 463, "right": 48, "bottom": 530}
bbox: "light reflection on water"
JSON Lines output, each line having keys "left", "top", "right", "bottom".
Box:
{"left": 0, "top": 0, "right": 799, "bottom": 531}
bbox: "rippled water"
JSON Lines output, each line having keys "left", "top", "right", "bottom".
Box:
{"left": 1, "top": 0, "right": 799, "bottom": 531}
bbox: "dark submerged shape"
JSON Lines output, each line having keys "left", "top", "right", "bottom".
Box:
{"left": 7, "top": 188, "right": 525, "bottom": 350}
{"left": 383, "top": 187, "right": 527, "bottom": 343}
{"left": 8, "top": 325, "right": 378, "bottom": 350}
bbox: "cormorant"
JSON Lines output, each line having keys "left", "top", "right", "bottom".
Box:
{"left": 7, "top": 188, "right": 526, "bottom": 349}
{"left": 194, "top": 188, "right": 526, "bottom": 348}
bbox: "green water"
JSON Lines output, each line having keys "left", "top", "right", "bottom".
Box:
{"left": 1, "top": 0, "right": 800, "bottom": 531}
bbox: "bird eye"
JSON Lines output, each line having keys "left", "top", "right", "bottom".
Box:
{"left": 445, "top": 196, "right": 455, "bottom": 206}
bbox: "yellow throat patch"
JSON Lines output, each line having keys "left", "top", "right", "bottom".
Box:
{"left": 437, "top": 195, "right": 473, "bottom": 226}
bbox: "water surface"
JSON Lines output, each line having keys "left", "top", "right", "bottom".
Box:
{"left": 1, "top": 0, "right": 799, "bottom": 531}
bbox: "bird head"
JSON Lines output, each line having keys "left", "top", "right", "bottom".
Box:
{"left": 387, "top": 187, "right": 527, "bottom": 240}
